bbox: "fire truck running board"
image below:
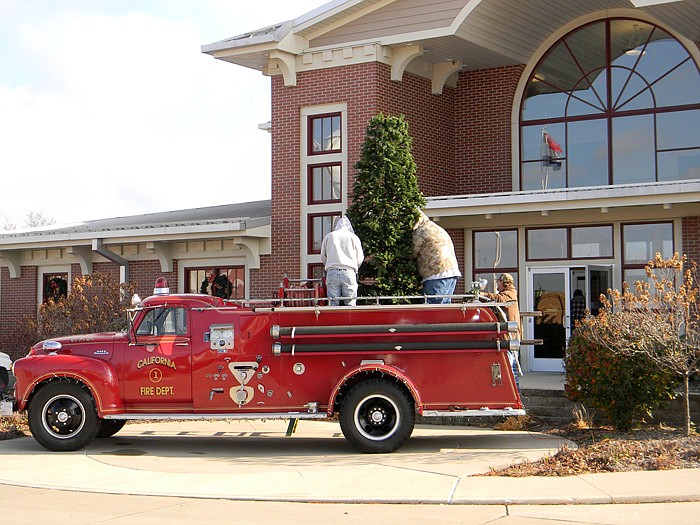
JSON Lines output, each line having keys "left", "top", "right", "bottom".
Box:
{"left": 104, "top": 413, "right": 329, "bottom": 421}
{"left": 422, "top": 408, "right": 526, "bottom": 417}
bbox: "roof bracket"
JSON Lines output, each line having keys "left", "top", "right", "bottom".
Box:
{"left": 0, "top": 250, "right": 21, "bottom": 278}
{"left": 390, "top": 43, "right": 423, "bottom": 82}
{"left": 146, "top": 241, "right": 173, "bottom": 273}
{"left": 268, "top": 50, "right": 297, "bottom": 87}
{"left": 432, "top": 60, "right": 462, "bottom": 94}
{"left": 66, "top": 246, "right": 93, "bottom": 275}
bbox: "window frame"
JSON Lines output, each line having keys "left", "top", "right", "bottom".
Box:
{"left": 525, "top": 224, "right": 614, "bottom": 261}
{"left": 307, "top": 162, "right": 342, "bottom": 204}
{"left": 519, "top": 17, "right": 700, "bottom": 190}
{"left": 307, "top": 113, "right": 342, "bottom": 156}
{"left": 621, "top": 221, "right": 674, "bottom": 282}
{"left": 307, "top": 213, "right": 341, "bottom": 255}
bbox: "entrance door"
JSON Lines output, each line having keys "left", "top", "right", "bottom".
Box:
{"left": 527, "top": 268, "right": 569, "bottom": 372}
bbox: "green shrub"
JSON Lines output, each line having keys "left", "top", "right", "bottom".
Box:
{"left": 565, "top": 328, "right": 677, "bottom": 430}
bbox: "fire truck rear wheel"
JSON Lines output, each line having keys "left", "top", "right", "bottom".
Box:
{"left": 28, "top": 381, "right": 100, "bottom": 451}
{"left": 339, "top": 378, "right": 415, "bottom": 453}
{"left": 96, "top": 419, "right": 127, "bottom": 438}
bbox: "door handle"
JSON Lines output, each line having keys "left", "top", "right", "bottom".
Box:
{"left": 175, "top": 342, "right": 190, "bottom": 346}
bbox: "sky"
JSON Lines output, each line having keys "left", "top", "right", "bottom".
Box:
{"left": 0, "top": 0, "right": 325, "bottom": 228}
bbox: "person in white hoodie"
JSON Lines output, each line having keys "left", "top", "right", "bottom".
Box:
{"left": 320, "top": 216, "right": 364, "bottom": 306}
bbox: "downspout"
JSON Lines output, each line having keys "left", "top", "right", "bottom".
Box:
{"left": 92, "top": 239, "right": 129, "bottom": 284}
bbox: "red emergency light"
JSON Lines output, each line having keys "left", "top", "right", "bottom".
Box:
{"left": 153, "top": 277, "right": 170, "bottom": 295}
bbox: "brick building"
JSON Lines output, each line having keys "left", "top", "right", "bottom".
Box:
{"left": 0, "top": 201, "right": 270, "bottom": 360}
{"left": 1, "top": 1, "right": 698, "bottom": 373}
{"left": 202, "top": 0, "right": 700, "bottom": 373}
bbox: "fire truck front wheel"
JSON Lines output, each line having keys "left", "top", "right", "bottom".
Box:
{"left": 339, "top": 378, "right": 415, "bottom": 453}
{"left": 28, "top": 381, "right": 100, "bottom": 451}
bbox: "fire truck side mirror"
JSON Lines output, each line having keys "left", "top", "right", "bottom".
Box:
{"left": 131, "top": 294, "right": 142, "bottom": 306}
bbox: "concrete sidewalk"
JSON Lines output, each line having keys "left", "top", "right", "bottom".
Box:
{"left": 0, "top": 419, "right": 698, "bottom": 505}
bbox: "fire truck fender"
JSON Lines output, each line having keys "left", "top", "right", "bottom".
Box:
{"left": 14, "top": 355, "right": 123, "bottom": 415}
{"left": 327, "top": 363, "right": 423, "bottom": 414}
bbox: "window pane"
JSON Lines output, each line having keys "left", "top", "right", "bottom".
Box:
{"left": 612, "top": 114, "right": 655, "bottom": 184}
{"left": 310, "top": 164, "right": 342, "bottom": 203}
{"left": 567, "top": 119, "right": 608, "bottom": 187}
{"left": 566, "top": 68, "right": 607, "bottom": 116}
{"left": 611, "top": 67, "right": 654, "bottom": 112}
{"left": 623, "top": 223, "right": 673, "bottom": 264}
{"left": 623, "top": 268, "right": 649, "bottom": 290}
{"left": 658, "top": 149, "right": 700, "bottom": 181}
{"left": 310, "top": 115, "right": 341, "bottom": 153}
{"left": 44, "top": 274, "right": 69, "bottom": 303}
{"left": 635, "top": 37, "right": 700, "bottom": 107}
{"left": 474, "top": 230, "right": 518, "bottom": 269}
{"left": 571, "top": 226, "right": 612, "bottom": 258}
{"left": 528, "top": 228, "right": 567, "bottom": 259}
{"left": 522, "top": 159, "right": 567, "bottom": 190}
{"left": 522, "top": 86, "right": 567, "bottom": 121}
{"left": 657, "top": 110, "right": 700, "bottom": 150}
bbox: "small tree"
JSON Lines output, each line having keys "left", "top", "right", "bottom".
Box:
{"left": 567, "top": 253, "right": 699, "bottom": 435}
{"left": 16, "top": 272, "right": 135, "bottom": 358}
{"left": 347, "top": 114, "right": 426, "bottom": 299}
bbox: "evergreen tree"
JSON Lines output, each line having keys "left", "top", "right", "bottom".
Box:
{"left": 347, "top": 114, "right": 426, "bottom": 300}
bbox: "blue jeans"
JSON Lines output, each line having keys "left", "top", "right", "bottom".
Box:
{"left": 508, "top": 350, "right": 520, "bottom": 390}
{"left": 422, "top": 277, "right": 458, "bottom": 304}
{"left": 326, "top": 268, "right": 358, "bottom": 306}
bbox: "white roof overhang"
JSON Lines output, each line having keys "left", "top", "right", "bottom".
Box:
{"left": 425, "top": 180, "right": 700, "bottom": 229}
{"left": 202, "top": 0, "right": 700, "bottom": 85}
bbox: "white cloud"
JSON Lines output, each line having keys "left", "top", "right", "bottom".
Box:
{"left": 0, "top": 0, "right": 322, "bottom": 226}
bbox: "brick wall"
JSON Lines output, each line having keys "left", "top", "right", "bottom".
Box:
{"left": 0, "top": 266, "right": 38, "bottom": 360}
{"left": 261, "top": 62, "right": 460, "bottom": 289}
{"left": 682, "top": 216, "right": 700, "bottom": 264}
{"left": 128, "top": 260, "right": 178, "bottom": 301}
{"left": 454, "top": 65, "right": 525, "bottom": 194}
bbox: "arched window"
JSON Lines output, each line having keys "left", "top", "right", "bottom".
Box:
{"left": 520, "top": 18, "right": 700, "bottom": 190}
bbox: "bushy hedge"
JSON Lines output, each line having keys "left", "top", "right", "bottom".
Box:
{"left": 565, "top": 329, "right": 677, "bottom": 430}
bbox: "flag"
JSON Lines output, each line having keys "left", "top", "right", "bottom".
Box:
{"left": 543, "top": 132, "right": 563, "bottom": 171}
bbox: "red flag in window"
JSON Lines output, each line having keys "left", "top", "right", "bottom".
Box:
{"left": 542, "top": 131, "right": 563, "bottom": 171}
{"left": 544, "top": 132, "right": 563, "bottom": 155}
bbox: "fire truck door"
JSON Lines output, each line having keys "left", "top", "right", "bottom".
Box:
{"left": 122, "top": 306, "right": 192, "bottom": 406}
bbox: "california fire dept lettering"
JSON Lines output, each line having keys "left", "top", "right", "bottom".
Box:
{"left": 137, "top": 356, "right": 177, "bottom": 371}
{"left": 139, "top": 386, "right": 175, "bottom": 396}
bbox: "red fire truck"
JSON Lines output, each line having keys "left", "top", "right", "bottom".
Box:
{"left": 11, "top": 278, "right": 523, "bottom": 453}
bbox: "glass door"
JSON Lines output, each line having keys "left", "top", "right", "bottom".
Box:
{"left": 586, "top": 265, "right": 613, "bottom": 316}
{"left": 527, "top": 268, "right": 569, "bottom": 372}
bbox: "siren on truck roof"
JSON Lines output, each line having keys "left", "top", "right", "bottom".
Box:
{"left": 154, "top": 277, "right": 170, "bottom": 295}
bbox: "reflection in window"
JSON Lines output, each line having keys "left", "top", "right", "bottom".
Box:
{"left": 623, "top": 222, "right": 673, "bottom": 264}
{"left": 571, "top": 226, "right": 613, "bottom": 258}
{"left": 137, "top": 307, "right": 188, "bottom": 336}
{"left": 43, "top": 273, "right": 68, "bottom": 304}
{"left": 309, "top": 164, "right": 341, "bottom": 203}
{"left": 310, "top": 114, "right": 341, "bottom": 153}
{"left": 527, "top": 228, "right": 567, "bottom": 259}
{"left": 474, "top": 230, "right": 518, "bottom": 269}
{"left": 520, "top": 18, "right": 700, "bottom": 190}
